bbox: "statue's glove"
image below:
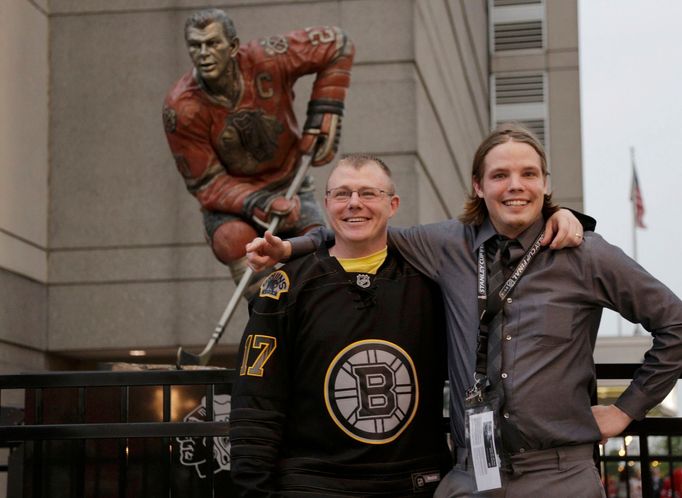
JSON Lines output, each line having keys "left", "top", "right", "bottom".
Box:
{"left": 299, "top": 99, "right": 344, "bottom": 166}
{"left": 243, "top": 189, "right": 301, "bottom": 231}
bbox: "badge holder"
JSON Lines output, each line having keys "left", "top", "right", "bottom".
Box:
{"left": 463, "top": 233, "right": 545, "bottom": 491}
{"left": 464, "top": 375, "right": 503, "bottom": 491}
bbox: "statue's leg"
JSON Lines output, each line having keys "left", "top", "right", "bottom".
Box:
{"left": 291, "top": 176, "right": 327, "bottom": 235}
{"left": 208, "top": 218, "right": 274, "bottom": 300}
{"left": 210, "top": 219, "right": 258, "bottom": 265}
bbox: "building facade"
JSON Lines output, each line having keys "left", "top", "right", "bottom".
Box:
{"left": 0, "top": 0, "right": 582, "bottom": 372}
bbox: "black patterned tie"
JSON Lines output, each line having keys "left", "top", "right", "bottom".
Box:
{"left": 488, "top": 237, "right": 528, "bottom": 453}
{"left": 486, "top": 237, "right": 509, "bottom": 387}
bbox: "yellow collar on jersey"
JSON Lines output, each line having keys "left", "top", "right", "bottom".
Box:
{"left": 336, "top": 247, "right": 388, "bottom": 275}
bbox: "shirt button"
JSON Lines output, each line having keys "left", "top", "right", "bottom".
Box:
{"left": 503, "top": 412, "right": 510, "bottom": 419}
{"left": 501, "top": 373, "right": 508, "bottom": 379}
{"left": 506, "top": 297, "right": 513, "bottom": 304}
{"left": 506, "top": 335, "right": 512, "bottom": 341}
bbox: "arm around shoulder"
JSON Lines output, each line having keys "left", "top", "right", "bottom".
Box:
{"left": 386, "top": 221, "right": 464, "bottom": 280}
{"left": 542, "top": 208, "right": 595, "bottom": 249}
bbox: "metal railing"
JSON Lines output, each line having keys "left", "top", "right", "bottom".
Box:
{"left": 0, "top": 368, "right": 235, "bottom": 498}
{"left": 596, "top": 364, "right": 682, "bottom": 498}
{"left": 0, "top": 365, "right": 679, "bottom": 498}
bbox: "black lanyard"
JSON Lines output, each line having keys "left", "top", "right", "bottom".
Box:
{"left": 474, "top": 230, "right": 545, "bottom": 378}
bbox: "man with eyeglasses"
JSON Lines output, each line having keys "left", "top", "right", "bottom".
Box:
{"left": 230, "top": 154, "right": 452, "bottom": 496}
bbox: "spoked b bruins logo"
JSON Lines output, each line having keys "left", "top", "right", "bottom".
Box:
{"left": 324, "top": 339, "right": 419, "bottom": 444}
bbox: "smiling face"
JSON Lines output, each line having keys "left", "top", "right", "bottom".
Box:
{"left": 186, "top": 22, "right": 238, "bottom": 84}
{"left": 325, "top": 161, "right": 400, "bottom": 258}
{"left": 473, "top": 139, "right": 548, "bottom": 239}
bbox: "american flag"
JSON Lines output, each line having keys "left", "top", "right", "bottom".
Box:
{"left": 630, "top": 165, "right": 646, "bottom": 229}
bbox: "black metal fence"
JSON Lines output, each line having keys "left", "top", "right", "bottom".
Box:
{"left": 0, "top": 365, "right": 679, "bottom": 498}
{"left": 0, "top": 369, "right": 235, "bottom": 498}
{"left": 595, "top": 364, "right": 682, "bottom": 498}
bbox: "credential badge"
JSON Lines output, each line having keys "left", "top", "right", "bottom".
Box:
{"left": 356, "top": 274, "right": 371, "bottom": 288}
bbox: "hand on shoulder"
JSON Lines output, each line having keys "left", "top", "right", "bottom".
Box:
{"left": 542, "top": 208, "right": 584, "bottom": 249}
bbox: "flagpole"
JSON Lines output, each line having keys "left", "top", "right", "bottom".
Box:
{"left": 630, "top": 146, "right": 640, "bottom": 335}
{"left": 631, "top": 146, "right": 638, "bottom": 263}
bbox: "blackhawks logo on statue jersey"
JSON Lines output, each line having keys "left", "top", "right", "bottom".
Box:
{"left": 324, "top": 339, "right": 418, "bottom": 444}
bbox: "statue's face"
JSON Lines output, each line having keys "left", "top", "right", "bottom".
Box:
{"left": 186, "top": 22, "right": 235, "bottom": 83}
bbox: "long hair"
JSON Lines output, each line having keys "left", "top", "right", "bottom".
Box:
{"left": 459, "top": 123, "right": 558, "bottom": 225}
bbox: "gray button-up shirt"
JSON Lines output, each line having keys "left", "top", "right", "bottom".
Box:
{"left": 290, "top": 217, "right": 682, "bottom": 451}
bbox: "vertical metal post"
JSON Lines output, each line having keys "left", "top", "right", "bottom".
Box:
{"left": 35, "top": 389, "right": 43, "bottom": 498}
{"left": 669, "top": 436, "right": 677, "bottom": 498}
{"left": 163, "top": 385, "right": 171, "bottom": 497}
{"left": 640, "top": 432, "right": 652, "bottom": 498}
{"left": 118, "top": 386, "right": 129, "bottom": 498}
{"left": 624, "top": 436, "right": 632, "bottom": 498}
{"left": 206, "top": 384, "right": 215, "bottom": 497}
{"left": 75, "top": 387, "right": 86, "bottom": 498}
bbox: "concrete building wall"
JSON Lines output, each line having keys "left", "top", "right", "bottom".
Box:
{"left": 414, "top": 0, "right": 489, "bottom": 219}
{"left": 545, "top": 0, "right": 582, "bottom": 208}
{"left": 39, "top": 0, "right": 488, "bottom": 366}
{"left": 490, "top": 0, "right": 583, "bottom": 210}
{"left": 47, "top": 2, "right": 233, "bottom": 361}
{"left": 0, "top": 0, "right": 587, "bottom": 370}
{"left": 0, "top": 0, "right": 50, "bottom": 373}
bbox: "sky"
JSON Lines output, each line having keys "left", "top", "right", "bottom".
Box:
{"left": 579, "top": 0, "right": 682, "bottom": 337}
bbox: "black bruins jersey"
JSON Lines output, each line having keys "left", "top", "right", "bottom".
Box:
{"left": 230, "top": 245, "right": 451, "bottom": 497}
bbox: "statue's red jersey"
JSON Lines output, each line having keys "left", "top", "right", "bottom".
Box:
{"left": 163, "top": 27, "right": 353, "bottom": 217}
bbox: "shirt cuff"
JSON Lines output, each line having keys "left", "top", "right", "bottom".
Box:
{"left": 289, "top": 236, "right": 319, "bottom": 259}
{"left": 288, "top": 227, "right": 332, "bottom": 259}
{"left": 615, "top": 383, "right": 653, "bottom": 421}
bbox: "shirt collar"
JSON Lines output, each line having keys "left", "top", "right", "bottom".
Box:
{"left": 471, "top": 216, "right": 545, "bottom": 252}
{"left": 516, "top": 217, "right": 545, "bottom": 251}
{"left": 472, "top": 218, "right": 498, "bottom": 252}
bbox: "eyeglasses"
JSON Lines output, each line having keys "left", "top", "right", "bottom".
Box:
{"left": 325, "top": 187, "right": 394, "bottom": 203}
